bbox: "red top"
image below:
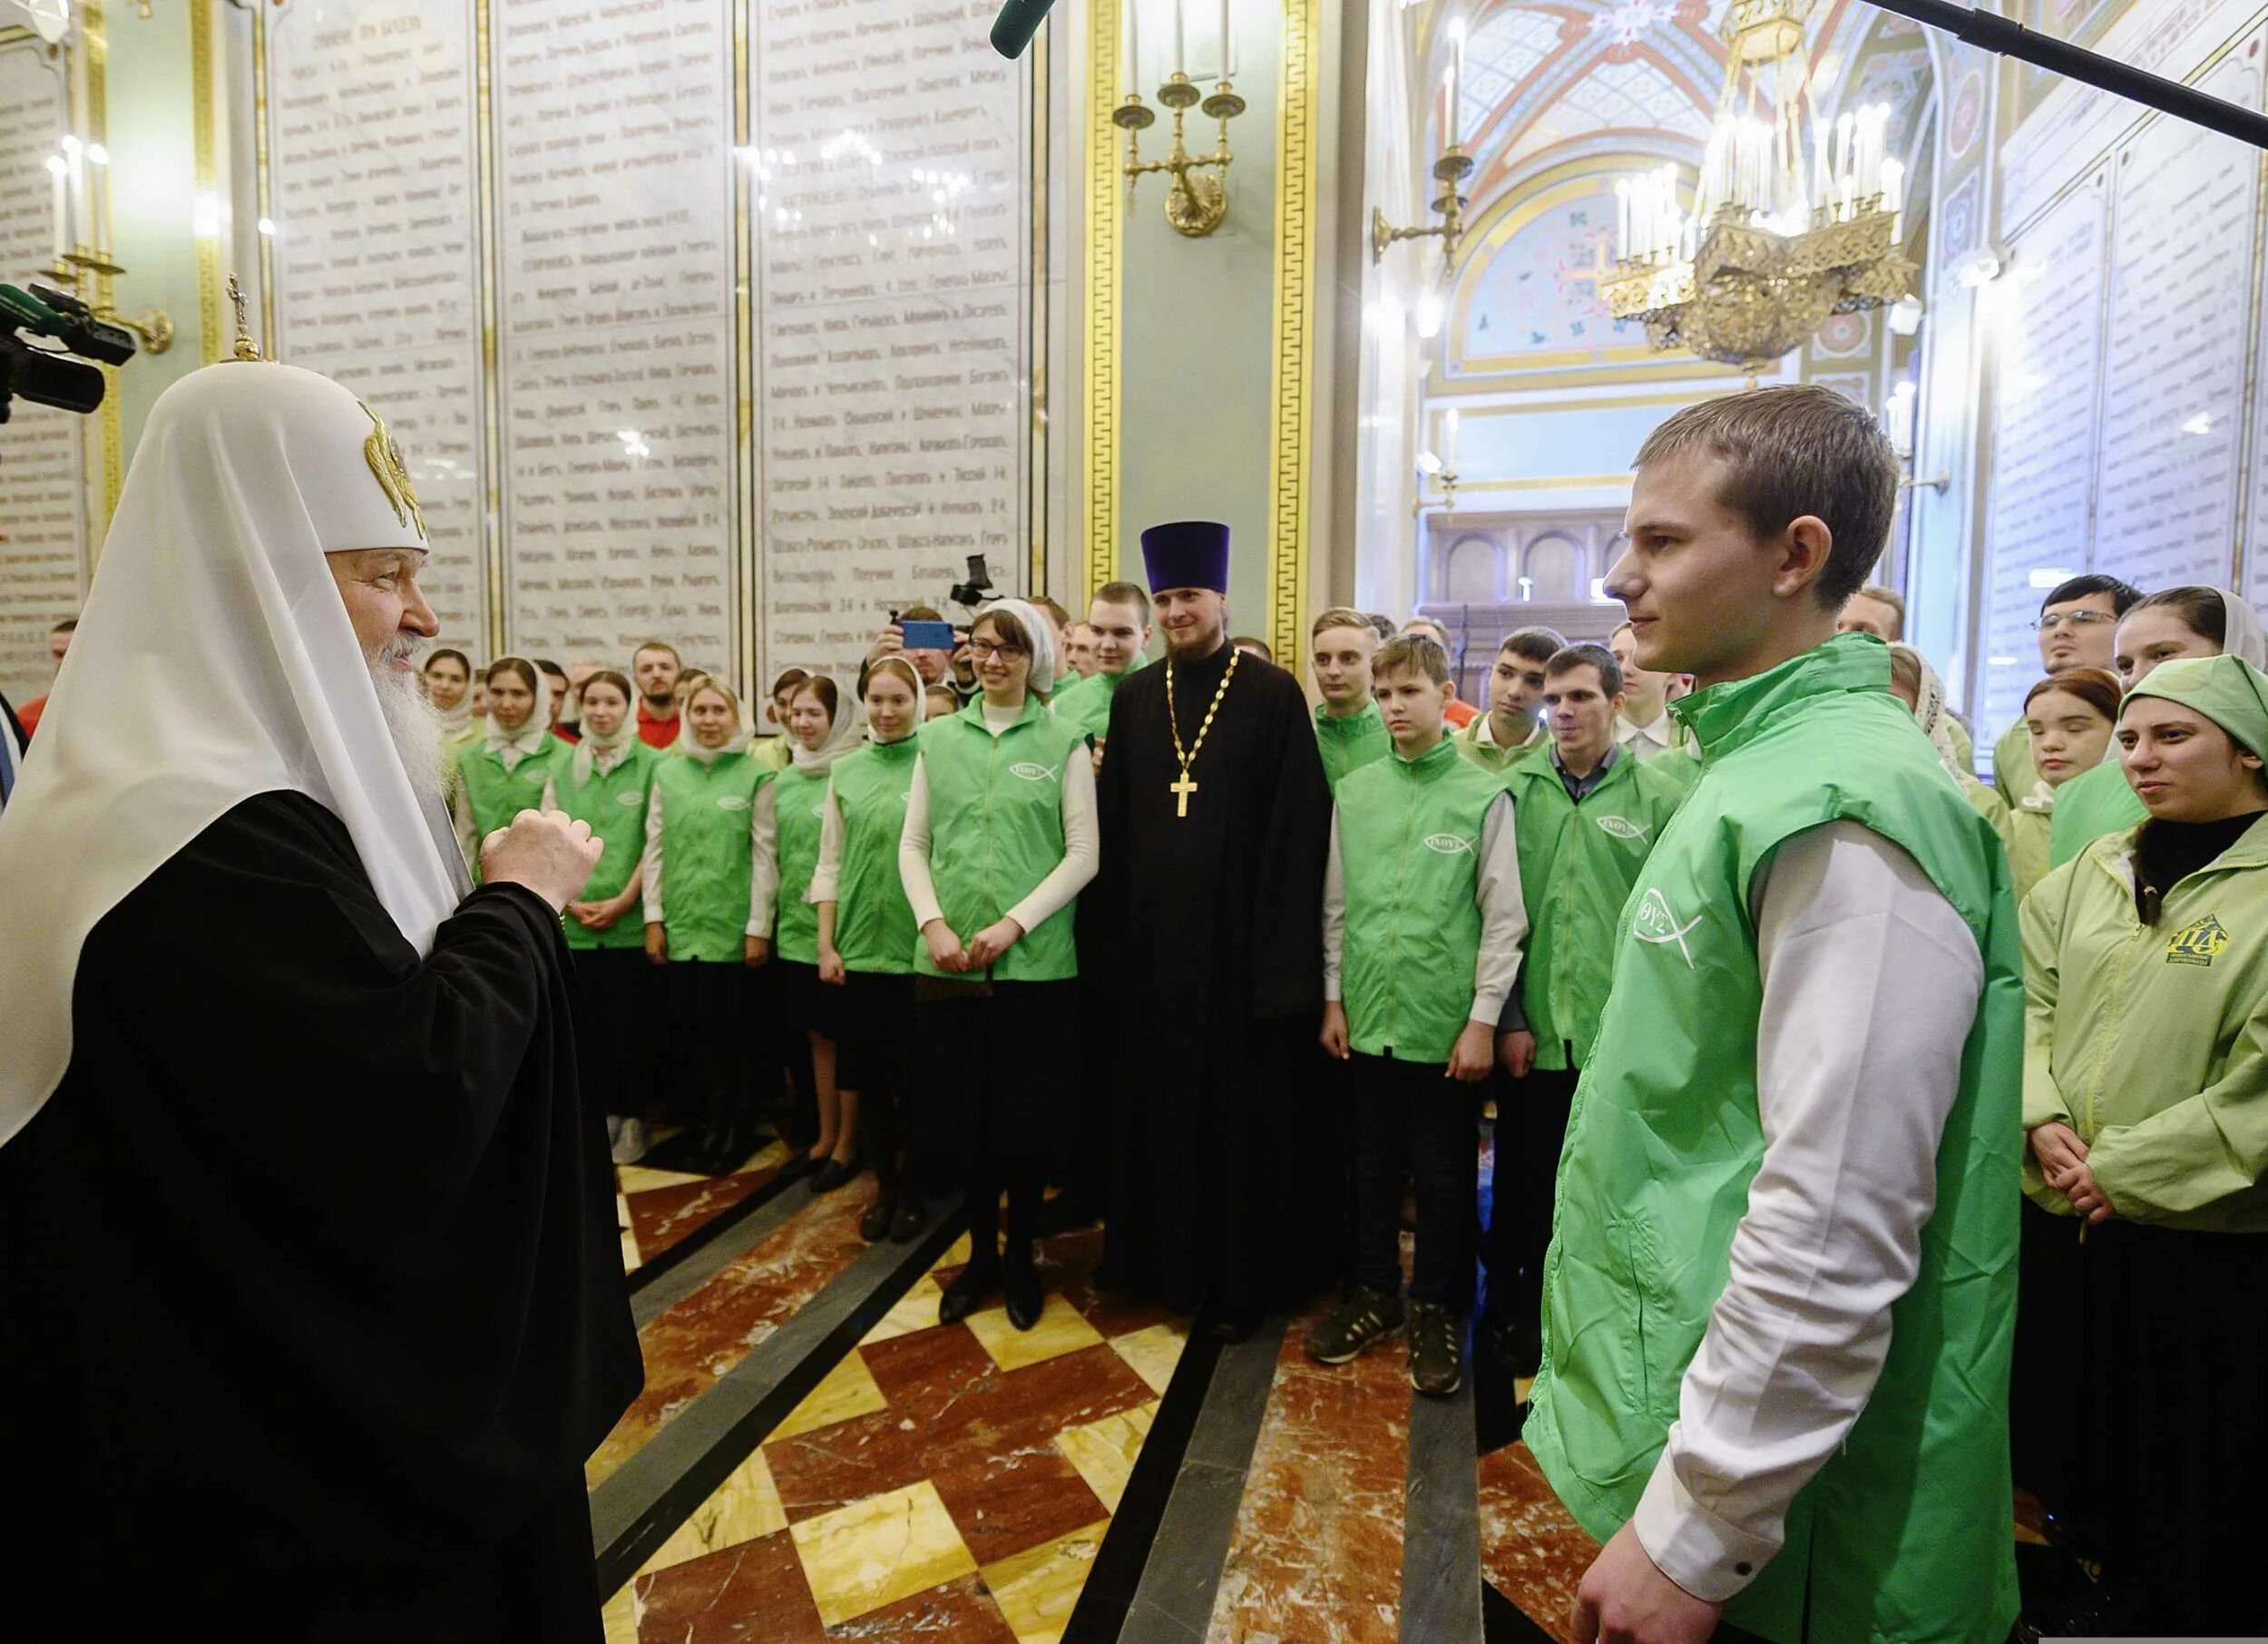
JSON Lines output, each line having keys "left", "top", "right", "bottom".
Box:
{"left": 635, "top": 699, "right": 679, "bottom": 749}
{"left": 552, "top": 724, "right": 581, "bottom": 744}
{"left": 17, "top": 694, "right": 46, "bottom": 739}
{"left": 1443, "top": 698, "right": 1478, "bottom": 729}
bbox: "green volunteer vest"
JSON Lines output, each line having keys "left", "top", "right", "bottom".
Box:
{"left": 1525, "top": 636, "right": 2022, "bottom": 1644}
{"left": 1454, "top": 711, "right": 1548, "bottom": 775}
{"left": 1315, "top": 700, "right": 1393, "bottom": 789}
{"left": 1502, "top": 747, "right": 1696, "bottom": 1071}
{"left": 826, "top": 736, "right": 920, "bottom": 975}
{"left": 915, "top": 696, "right": 1087, "bottom": 982}
{"left": 768, "top": 761, "right": 832, "bottom": 964}
{"left": 554, "top": 740, "right": 660, "bottom": 951}
{"left": 1053, "top": 658, "right": 1144, "bottom": 739}
{"left": 652, "top": 750, "right": 772, "bottom": 963}
{"left": 2046, "top": 757, "right": 2145, "bottom": 870}
{"left": 1336, "top": 736, "right": 1511, "bottom": 1064}
{"left": 455, "top": 735, "right": 569, "bottom": 841}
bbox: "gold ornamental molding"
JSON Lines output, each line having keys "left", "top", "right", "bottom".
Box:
{"left": 1083, "top": 0, "right": 1122, "bottom": 604}
{"left": 1266, "top": 0, "right": 1319, "bottom": 661}
{"left": 191, "top": 0, "right": 220, "bottom": 367}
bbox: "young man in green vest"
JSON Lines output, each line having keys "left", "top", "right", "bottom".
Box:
{"left": 1527, "top": 386, "right": 2022, "bottom": 1644}
{"left": 1051, "top": 581, "right": 1153, "bottom": 745}
{"left": 1310, "top": 634, "right": 1526, "bottom": 1397}
{"left": 1455, "top": 626, "right": 1564, "bottom": 772}
{"left": 1479, "top": 642, "right": 1693, "bottom": 1380}
{"left": 1309, "top": 604, "right": 1392, "bottom": 787}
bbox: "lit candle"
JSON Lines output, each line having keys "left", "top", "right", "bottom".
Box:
{"left": 1124, "top": 0, "right": 1139, "bottom": 90}
{"left": 1219, "top": 0, "right": 1230, "bottom": 78}
{"left": 1442, "top": 407, "right": 1460, "bottom": 473}
{"left": 1444, "top": 64, "right": 1459, "bottom": 153}
{"left": 1835, "top": 112, "right": 1854, "bottom": 201}
{"left": 60, "top": 133, "right": 83, "bottom": 251}
{"left": 1172, "top": 0, "right": 1184, "bottom": 74}
{"left": 1812, "top": 116, "right": 1828, "bottom": 213}
{"left": 1882, "top": 156, "right": 1904, "bottom": 237}
{"left": 45, "top": 153, "right": 66, "bottom": 260}
{"left": 1616, "top": 176, "right": 1631, "bottom": 260}
{"left": 86, "top": 142, "right": 109, "bottom": 259}
{"left": 1452, "top": 15, "right": 1467, "bottom": 145}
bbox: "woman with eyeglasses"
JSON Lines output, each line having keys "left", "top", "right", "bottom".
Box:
{"left": 898, "top": 601, "right": 1096, "bottom": 1330}
{"left": 2045, "top": 587, "right": 2267, "bottom": 871}
{"left": 2019, "top": 654, "right": 2268, "bottom": 1633}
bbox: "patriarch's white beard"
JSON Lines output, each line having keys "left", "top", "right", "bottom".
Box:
{"left": 371, "top": 641, "right": 447, "bottom": 812}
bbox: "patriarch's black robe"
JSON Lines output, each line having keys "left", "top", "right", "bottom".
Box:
{"left": 0, "top": 790, "right": 640, "bottom": 1639}
{"left": 1092, "top": 641, "right": 1334, "bottom": 1317}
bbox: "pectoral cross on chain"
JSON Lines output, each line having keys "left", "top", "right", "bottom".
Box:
{"left": 1169, "top": 771, "right": 1198, "bottom": 818}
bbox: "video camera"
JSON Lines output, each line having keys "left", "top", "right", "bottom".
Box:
{"left": 948, "top": 553, "right": 994, "bottom": 614}
{"left": 1, "top": 281, "right": 133, "bottom": 425}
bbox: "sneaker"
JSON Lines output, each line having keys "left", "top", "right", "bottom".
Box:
{"left": 1305, "top": 1286, "right": 1405, "bottom": 1365}
{"left": 1408, "top": 1301, "right": 1463, "bottom": 1397}
{"left": 610, "top": 1117, "right": 648, "bottom": 1167}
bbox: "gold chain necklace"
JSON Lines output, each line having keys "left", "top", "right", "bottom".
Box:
{"left": 1163, "top": 647, "right": 1240, "bottom": 818}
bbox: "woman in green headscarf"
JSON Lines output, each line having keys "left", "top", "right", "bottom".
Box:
{"left": 2018, "top": 652, "right": 2268, "bottom": 1634}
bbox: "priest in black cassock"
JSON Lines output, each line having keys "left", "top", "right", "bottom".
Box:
{"left": 1092, "top": 521, "right": 1334, "bottom": 1338}
{"left": 0, "top": 354, "right": 640, "bottom": 1638}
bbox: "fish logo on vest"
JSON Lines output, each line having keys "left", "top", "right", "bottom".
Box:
{"left": 1595, "top": 815, "right": 1649, "bottom": 841}
{"left": 1009, "top": 762, "right": 1060, "bottom": 783}
{"left": 1631, "top": 886, "right": 1702, "bottom": 970}
{"left": 2166, "top": 913, "right": 2230, "bottom": 967}
{"left": 616, "top": 791, "right": 643, "bottom": 807}
{"left": 717, "top": 795, "right": 751, "bottom": 811}
{"left": 1423, "top": 832, "right": 1476, "bottom": 856}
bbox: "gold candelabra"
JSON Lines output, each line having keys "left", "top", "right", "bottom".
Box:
{"left": 1114, "top": 71, "right": 1244, "bottom": 238}
{"left": 1373, "top": 146, "right": 1473, "bottom": 276}
{"left": 37, "top": 246, "right": 173, "bottom": 354}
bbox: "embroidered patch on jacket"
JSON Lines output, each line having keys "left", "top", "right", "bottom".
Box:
{"left": 1631, "top": 886, "right": 1702, "bottom": 970}
{"left": 2166, "top": 914, "right": 2230, "bottom": 967}
{"left": 1595, "top": 814, "right": 1649, "bottom": 840}
{"left": 1009, "top": 762, "right": 1060, "bottom": 782}
{"left": 1423, "top": 832, "right": 1476, "bottom": 856}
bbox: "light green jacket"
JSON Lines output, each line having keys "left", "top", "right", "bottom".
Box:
{"left": 1314, "top": 699, "right": 1393, "bottom": 789}
{"left": 1992, "top": 718, "right": 2038, "bottom": 806}
{"left": 1453, "top": 710, "right": 1547, "bottom": 775}
{"left": 2047, "top": 757, "right": 2146, "bottom": 871}
{"left": 2008, "top": 796, "right": 2055, "bottom": 906}
{"left": 2020, "top": 815, "right": 2268, "bottom": 1230}
{"left": 1052, "top": 658, "right": 1146, "bottom": 739}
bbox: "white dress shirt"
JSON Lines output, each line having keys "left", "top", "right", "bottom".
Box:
{"left": 1630, "top": 818, "right": 1982, "bottom": 1602}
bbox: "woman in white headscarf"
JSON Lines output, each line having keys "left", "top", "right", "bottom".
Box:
{"left": 0, "top": 358, "right": 637, "bottom": 1634}
{"left": 898, "top": 600, "right": 1098, "bottom": 1331}
{"left": 758, "top": 672, "right": 865, "bottom": 1190}
{"left": 451, "top": 656, "right": 567, "bottom": 876}
{"left": 1888, "top": 642, "right": 2012, "bottom": 849}
{"left": 421, "top": 646, "right": 483, "bottom": 749}
{"left": 2048, "top": 587, "right": 2268, "bottom": 868}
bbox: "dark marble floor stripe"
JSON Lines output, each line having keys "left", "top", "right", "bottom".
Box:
{"left": 1481, "top": 1580, "right": 1561, "bottom": 1644}
{"left": 589, "top": 1196, "right": 963, "bottom": 1593}
{"left": 625, "top": 1172, "right": 820, "bottom": 1330}
{"left": 1402, "top": 1329, "right": 1484, "bottom": 1644}
{"left": 623, "top": 1166, "right": 797, "bottom": 1304}
{"left": 1109, "top": 1318, "right": 1292, "bottom": 1644}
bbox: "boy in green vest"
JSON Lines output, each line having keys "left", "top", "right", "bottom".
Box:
{"left": 1309, "top": 605, "right": 1392, "bottom": 787}
{"left": 1527, "top": 386, "right": 2022, "bottom": 1644}
{"left": 1479, "top": 642, "right": 1693, "bottom": 1380}
{"left": 1309, "top": 634, "right": 1526, "bottom": 1398}
{"left": 1051, "top": 582, "right": 1153, "bottom": 743}
{"left": 1454, "top": 626, "right": 1564, "bottom": 773}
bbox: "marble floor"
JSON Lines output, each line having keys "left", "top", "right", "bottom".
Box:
{"left": 601, "top": 1224, "right": 1191, "bottom": 1641}
{"left": 617, "top": 1135, "right": 789, "bottom": 1274}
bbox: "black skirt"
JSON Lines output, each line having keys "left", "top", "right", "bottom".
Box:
{"left": 835, "top": 971, "right": 914, "bottom": 1095}
{"left": 769, "top": 957, "right": 846, "bottom": 1042}
{"left": 911, "top": 977, "right": 1076, "bottom": 1179}
{"left": 2072, "top": 1218, "right": 2268, "bottom": 1629}
{"left": 569, "top": 946, "right": 650, "bottom": 1120}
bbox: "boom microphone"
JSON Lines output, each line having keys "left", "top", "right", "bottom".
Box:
{"left": 990, "top": 0, "right": 1059, "bottom": 59}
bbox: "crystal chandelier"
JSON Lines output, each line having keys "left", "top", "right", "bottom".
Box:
{"left": 1603, "top": 0, "right": 1918, "bottom": 372}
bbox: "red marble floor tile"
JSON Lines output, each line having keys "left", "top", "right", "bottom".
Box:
{"left": 631, "top": 1527, "right": 828, "bottom": 1643}
{"left": 848, "top": 1571, "right": 1021, "bottom": 1641}
{"left": 626, "top": 1166, "right": 778, "bottom": 1264}
{"left": 588, "top": 1178, "right": 879, "bottom": 1486}
{"left": 1207, "top": 1304, "right": 1413, "bottom": 1644}
{"left": 1476, "top": 1441, "right": 1597, "bottom": 1644}
{"left": 767, "top": 1340, "right": 1152, "bottom": 1526}
{"left": 932, "top": 1442, "right": 1110, "bottom": 1569}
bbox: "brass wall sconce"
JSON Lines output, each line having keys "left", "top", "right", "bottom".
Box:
{"left": 1114, "top": 71, "right": 1243, "bottom": 238}
{"left": 38, "top": 249, "right": 173, "bottom": 355}
{"left": 1373, "top": 145, "right": 1473, "bottom": 276}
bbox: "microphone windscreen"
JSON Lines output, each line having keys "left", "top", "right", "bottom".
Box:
{"left": 990, "top": 0, "right": 1057, "bottom": 59}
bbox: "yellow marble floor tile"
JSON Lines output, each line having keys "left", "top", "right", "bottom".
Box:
{"left": 619, "top": 1228, "right": 642, "bottom": 1272}
{"left": 1054, "top": 1400, "right": 1157, "bottom": 1514}
{"left": 640, "top": 1446, "right": 788, "bottom": 1575}
{"left": 790, "top": 1478, "right": 978, "bottom": 1629}
{"left": 617, "top": 1191, "right": 632, "bottom": 1231}
{"left": 861, "top": 1274, "right": 947, "bottom": 1346}
{"left": 966, "top": 1294, "right": 1107, "bottom": 1374}
{"left": 616, "top": 1163, "right": 713, "bottom": 1195}
{"left": 599, "top": 1581, "right": 641, "bottom": 1643}
{"left": 1109, "top": 1321, "right": 1188, "bottom": 1396}
{"left": 737, "top": 1138, "right": 790, "bottom": 1175}
{"left": 770, "top": 1348, "right": 888, "bottom": 1442}
{"left": 982, "top": 1520, "right": 1109, "bottom": 1644}
{"left": 931, "top": 1230, "right": 974, "bottom": 1271}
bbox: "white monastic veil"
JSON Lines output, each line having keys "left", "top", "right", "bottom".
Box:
{"left": 0, "top": 360, "right": 469, "bottom": 1147}
{"left": 2214, "top": 588, "right": 2267, "bottom": 669}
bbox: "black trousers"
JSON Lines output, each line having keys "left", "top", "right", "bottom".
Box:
{"left": 1352, "top": 1052, "right": 1478, "bottom": 1308}
{"left": 667, "top": 961, "right": 754, "bottom": 1135}
{"left": 569, "top": 945, "right": 649, "bottom": 1124}
{"left": 836, "top": 971, "right": 915, "bottom": 1194}
{"left": 1483, "top": 1062, "right": 1579, "bottom": 1331}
